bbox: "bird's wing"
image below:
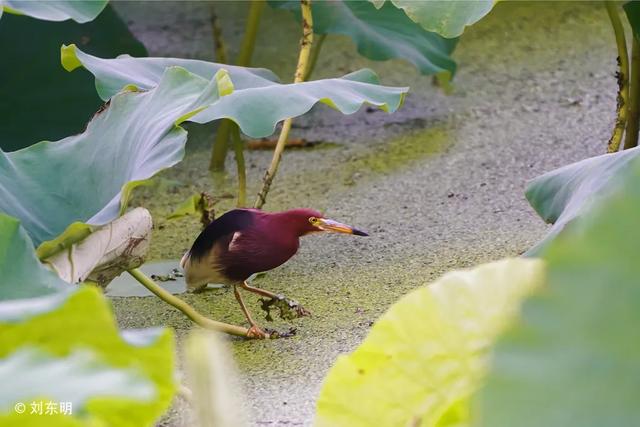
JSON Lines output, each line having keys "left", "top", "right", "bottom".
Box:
{"left": 184, "top": 209, "right": 255, "bottom": 264}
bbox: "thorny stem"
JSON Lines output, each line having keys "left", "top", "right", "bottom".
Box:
{"left": 127, "top": 268, "right": 250, "bottom": 338}
{"left": 625, "top": 36, "right": 640, "bottom": 149}
{"left": 209, "top": 0, "right": 265, "bottom": 172}
{"left": 231, "top": 124, "right": 247, "bottom": 207}
{"left": 605, "top": 1, "right": 629, "bottom": 152}
{"left": 254, "top": 0, "right": 313, "bottom": 209}
{"left": 303, "top": 33, "right": 326, "bottom": 81}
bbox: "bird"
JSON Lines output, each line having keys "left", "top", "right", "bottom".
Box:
{"left": 180, "top": 208, "right": 368, "bottom": 338}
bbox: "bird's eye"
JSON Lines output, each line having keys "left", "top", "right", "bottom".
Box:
{"left": 309, "top": 216, "right": 319, "bottom": 225}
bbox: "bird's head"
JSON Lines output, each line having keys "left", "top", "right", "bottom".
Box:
{"left": 279, "top": 208, "right": 369, "bottom": 237}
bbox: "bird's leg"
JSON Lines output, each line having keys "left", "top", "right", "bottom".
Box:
{"left": 240, "top": 280, "right": 280, "bottom": 299}
{"left": 233, "top": 285, "right": 267, "bottom": 339}
{"left": 241, "top": 281, "right": 311, "bottom": 321}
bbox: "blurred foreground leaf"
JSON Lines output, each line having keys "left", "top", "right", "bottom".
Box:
{"left": 186, "top": 331, "right": 247, "bottom": 427}
{"left": 370, "top": 0, "right": 495, "bottom": 38}
{"left": 0, "top": 5, "right": 146, "bottom": 151}
{"left": 0, "top": 214, "right": 69, "bottom": 300}
{"left": 524, "top": 147, "right": 640, "bottom": 255}
{"left": 315, "top": 258, "right": 544, "bottom": 427}
{"left": 0, "top": 286, "right": 175, "bottom": 426}
{"left": 272, "top": 0, "right": 458, "bottom": 76}
{"left": 477, "top": 155, "right": 640, "bottom": 427}
{"left": 64, "top": 45, "right": 409, "bottom": 138}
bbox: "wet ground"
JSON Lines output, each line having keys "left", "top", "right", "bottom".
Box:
{"left": 110, "top": 2, "right": 615, "bottom": 425}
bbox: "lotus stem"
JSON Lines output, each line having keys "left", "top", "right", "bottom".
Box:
{"left": 231, "top": 124, "right": 247, "bottom": 207}
{"left": 605, "top": 1, "right": 629, "bottom": 153}
{"left": 209, "top": 0, "right": 265, "bottom": 172}
{"left": 254, "top": 0, "right": 313, "bottom": 209}
{"left": 127, "top": 268, "right": 250, "bottom": 338}
{"left": 304, "top": 33, "right": 326, "bottom": 81}
{"left": 209, "top": 120, "right": 232, "bottom": 172}
{"left": 625, "top": 36, "right": 640, "bottom": 149}
{"left": 208, "top": 4, "right": 230, "bottom": 172}
{"left": 210, "top": 4, "right": 228, "bottom": 64}
{"left": 236, "top": 0, "right": 265, "bottom": 66}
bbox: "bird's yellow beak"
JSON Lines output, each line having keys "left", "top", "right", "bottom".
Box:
{"left": 316, "top": 218, "right": 369, "bottom": 236}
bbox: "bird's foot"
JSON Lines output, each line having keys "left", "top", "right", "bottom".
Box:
{"left": 246, "top": 325, "right": 268, "bottom": 339}
{"left": 263, "top": 326, "right": 297, "bottom": 339}
{"left": 260, "top": 295, "right": 311, "bottom": 321}
{"left": 246, "top": 325, "right": 297, "bottom": 339}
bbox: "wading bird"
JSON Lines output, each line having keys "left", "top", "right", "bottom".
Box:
{"left": 181, "top": 208, "right": 368, "bottom": 338}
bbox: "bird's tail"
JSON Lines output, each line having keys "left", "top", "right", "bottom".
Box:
{"left": 180, "top": 251, "right": 209, "bottom": 292}
{"left": 180, "top": 251, "right": 190, "bottom": 270}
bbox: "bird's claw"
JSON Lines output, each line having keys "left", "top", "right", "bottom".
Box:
{"left": 246, "top": 325, "right": 297, "bottom": 339}
{"left": 260, "top": 295, "right": 311, "bottom": 321}
{"left": 292, "top": 303, "right": 311, "bottom": 318}
{"left": 246, "top": 325, "right": 268, "bottom": 339}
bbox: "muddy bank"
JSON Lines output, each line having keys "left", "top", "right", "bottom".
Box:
{"left": 110, "top": 2, "right": 615, "bottom": 425}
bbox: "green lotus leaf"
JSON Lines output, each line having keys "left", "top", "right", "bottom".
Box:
{"left": 271, "top": 0, "right": 457, "bottom": 76}
{"left": 61, "top": 43, "right": 279, "bottom": 101}
{"left": 35, "top": 222, "right": 94, "bottom": 261}
{"left": 476, "top": 156, "right": 640, "bottom": 427}
{"left": 371, "top": 0, "right": 495, "bottom": 39}
{"left": 524, "top": 147, "right": 639, "bottom": 255}
{"left": 315, "top": 258, "right": 544, "bottom": 427}
{"left": 0, "top": 214, "right": 70, "bottom": 300}
{"left": 0, "top": 286, "right": 175, "bottom": 426}
{"left": 63, "top": 45, "right": 409, "bottom": 138}
{"left": 119, "top": 178, "right": 157, "bottom": 217}
{"left": 0, "top": 5, "right": 146, "bottom": 151}
{"left": 167, "top": 193, "right": 207, "bottom": 221}
{"left": 0, "top": 66, "right": 226, "bottom": 246}
{"left": 1, "top": 0, "right": 107, "bottom": 23}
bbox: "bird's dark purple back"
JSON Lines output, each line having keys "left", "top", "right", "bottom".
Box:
{"left": 187, "top": 209, "right": 308, "bottom": 282}
{"left": 188, "top": 209, "right": 254, "bottom": 264}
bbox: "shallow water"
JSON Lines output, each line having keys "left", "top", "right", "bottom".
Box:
{"left": 109, "top": 2, "right": 614, "bottom": 425}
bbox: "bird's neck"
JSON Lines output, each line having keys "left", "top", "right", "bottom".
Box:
{"left": 268, "top": 212, "right": 309, "bottom": 238}
{"left": 261, "top": 214, "right": 300, "bottom": 249}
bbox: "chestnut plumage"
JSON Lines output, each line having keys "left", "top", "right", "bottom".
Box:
{"left": 181, "top": 208, "right": 367, "bottom": 291}
{"left": 180, "top": 208, "right": 367, "bottom": 337}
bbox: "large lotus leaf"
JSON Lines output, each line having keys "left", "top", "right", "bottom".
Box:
{"left": 0, "top": 214, "right": 69, "bottom": 301}
{"left": 476, "top": 156, "right": 640, "bottom": 427}
{"left": 271, "top": 0, "right": 458, "bottom": 76}
{"left": 1, "top": 0, "right": 107, "bottom": 23}
{"left": 0, "top": 5, "right": 146, "bottom": 151}
{"left": 0, "top": 66, "right": 223, "bottom": 246}
{"left": 371, "top": 0, "right": 495, "bottom": 39}
{"left": 315, "top": 258, "right": 544, "bottom": 427}
{"left": 63, "top": 45, "right": 409, "bottom": 138}
{"left": 61, "top": 43, "right": 279, "bottom": 101}
{"left": 524, "top": 147, "right": 639, "bottom": 255}
{"left": 0, "top": 286, "right": 175, "bottom": 426}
